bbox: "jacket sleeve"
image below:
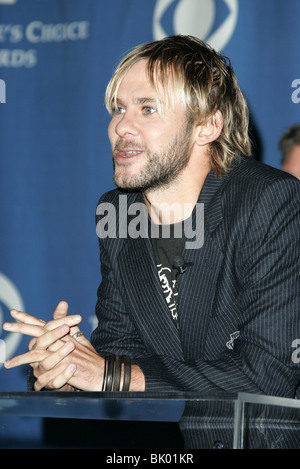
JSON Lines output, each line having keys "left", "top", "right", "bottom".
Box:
{"left": 90, "top": 237, "right": 150, "bottom": 361}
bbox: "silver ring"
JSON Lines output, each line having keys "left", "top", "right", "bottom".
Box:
{"left": 72, "top": 331, "right": 84, "bottom": 340}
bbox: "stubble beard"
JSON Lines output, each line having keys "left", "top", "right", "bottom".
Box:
{"left": 112, "top": 123, "right": 193, "bottom": 192}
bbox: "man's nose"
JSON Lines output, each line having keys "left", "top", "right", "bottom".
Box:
{"left": 115, "top": 111, "right": 139, "bottom": 137}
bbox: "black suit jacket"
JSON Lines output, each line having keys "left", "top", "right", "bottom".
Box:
{"left": 92, "top": 157, "right": 300, "bottom": 400}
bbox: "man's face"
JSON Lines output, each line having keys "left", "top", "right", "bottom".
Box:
{"left": 282, "top": 145, "right": 300, "bottom": 180}
{"left": 108, "top": 60, "right": 194, "bottom": 191}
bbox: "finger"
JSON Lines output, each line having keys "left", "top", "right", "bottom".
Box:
{"left": 38, "top": 341, "right": 75, "bottom": 373}
{"left": 70, "top": 330, "right": 95, "bottom": 351}
{"left": 2, "top": 309, "right": 46, "bottom": 337}
{"left": 2, "top": 321, "right": 44, "bottom": 337}
{"left": 51, "top": 301, "right": 83, "bottom": 340}
{"left": 45, "top": 315, "right": 82, "bottom": 332}
{"left": 9, "top": 308, "right": 81, "bottom": 330}
{"left": 4, "top": 325, "right": 70, "bottom": 368}
{"left": 4, "top": 349, "right": 50, "bottom": 369}
{"left": 28, "top": 337, "right": 37, "bottom": 350}
{"left": 34, "top": 363, "right": 77, "bottom": 391}
{"left": 32, "top": 324, "right": 70, "bottom": 350}
{"left": 3, "top": 315, "right": 81, "bottom": 337}
{"left": 71, "top": 330, "right": 85, "bottom": 342}
{"left": 29, "top": 335, "right": 61, "bottom": 353}
{"left": 10, "top": 309, "right": 46, "bottom": 326}
{"left": 53, "top": 301, "right": 69, "bottom": 320}
{"left": 5, "top": 308, "right": 80, "bottom": 330}
{"left": 29, "top": 336, "right": 63, "bottom": 353}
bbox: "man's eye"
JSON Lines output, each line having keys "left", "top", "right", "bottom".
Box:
{"left": 143, "top": 107, "right": 156, "bottom": 115}
{"left": 112, "top": 106, "right": 125, "bottom": 115}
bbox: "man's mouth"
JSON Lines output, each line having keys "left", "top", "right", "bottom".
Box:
{"left": 116, "top": 149, "right": 144, "bottom": 160}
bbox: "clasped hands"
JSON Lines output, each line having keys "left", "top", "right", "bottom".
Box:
{"left": 2, "top": 301, "right": 104, "bottom": 392}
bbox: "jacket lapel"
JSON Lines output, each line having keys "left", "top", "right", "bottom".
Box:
{"left": 179, "top": 171, "right": 225, "bottom": 357}
{"left": 118, "top": 209, "right": 185, "bottom": 360}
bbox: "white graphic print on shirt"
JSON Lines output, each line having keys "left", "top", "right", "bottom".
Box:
{"left": 157, "top": 264, "right": 179, "bottom": 323}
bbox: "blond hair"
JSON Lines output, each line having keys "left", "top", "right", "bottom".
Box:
{"left": 105, "top": 35, "right": 251, "bottom": 175}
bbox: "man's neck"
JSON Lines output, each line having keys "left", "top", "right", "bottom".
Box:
{"left": 143, "top": 166, "right": 210, "bottom": 225}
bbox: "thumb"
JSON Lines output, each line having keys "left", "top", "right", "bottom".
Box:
{"left": 53, "top": 301, "right": 69, "bottom": 320}
{"left": 53, "top": 301, "right": 83, "bottom": 339}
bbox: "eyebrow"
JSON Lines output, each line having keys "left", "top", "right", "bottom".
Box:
{"left": 116, "top": 97, "right": 157, "bottom": 107}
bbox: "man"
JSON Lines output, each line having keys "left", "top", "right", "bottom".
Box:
{"left": 3, "top": 36, "right": 300, "bottom": 447}
{"left": 280, "top": 123, "right": 300, "bottom": 179}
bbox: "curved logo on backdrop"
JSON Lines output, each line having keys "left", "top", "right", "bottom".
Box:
{"left": 0, "top": 272, "right": 25, "bottom": 366}
{"left": 153, "top": 0, "right": 238, "bottom": 51}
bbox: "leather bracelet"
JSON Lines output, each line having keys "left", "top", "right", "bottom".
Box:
{"left": 122, "top": 355, "right": 131, "bottom": 392}
{"left": 112, "top": 355, "right": 122, "bottom": 391}
{"left": 105, "top": 354, "right": 115, "bottom": 391}
{"left": 101, "top": 356, "right": 108, "bottom": 391}
{"left": 102, "top": 354, "right": 131, "bottom": 392}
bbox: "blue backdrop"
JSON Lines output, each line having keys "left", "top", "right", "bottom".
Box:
{"left": 0, "top": 0, "right": 299, "bottom": 445}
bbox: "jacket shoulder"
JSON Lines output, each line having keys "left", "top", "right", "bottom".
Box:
{"left": 223, "top": 157, "right": 300, "bottom": 200}
{"left": 229, "top": 156, "right": 297, "bottom": 183}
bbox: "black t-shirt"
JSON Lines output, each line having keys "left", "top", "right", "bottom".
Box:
{"left": 151, "top": 221, "right": 184, "bottom": 329}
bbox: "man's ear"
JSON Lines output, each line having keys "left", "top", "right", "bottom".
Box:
{"left": 194, "top": 110, "right": 223, "bottom": 146}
